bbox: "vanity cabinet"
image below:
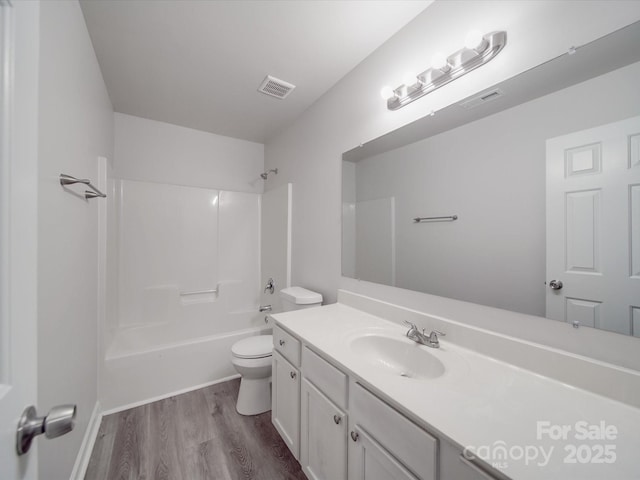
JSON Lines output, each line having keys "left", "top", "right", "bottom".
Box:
{"left": 272, "top": 323, "right": 497, "bottom": 480}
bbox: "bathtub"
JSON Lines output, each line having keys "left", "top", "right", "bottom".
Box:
{"left": 101, "top": 311, "right": 270, "bottom": 411}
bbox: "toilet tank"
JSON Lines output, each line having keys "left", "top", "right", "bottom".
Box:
{"left": 279, "top": 287, "right": 323, "bottom": 312}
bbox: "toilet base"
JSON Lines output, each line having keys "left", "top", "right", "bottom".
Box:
{"left": 236, "top": 376, "right": 272, "bottom": 416}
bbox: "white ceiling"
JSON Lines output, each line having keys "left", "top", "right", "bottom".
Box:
{"left": 80, "top": 0, "right": 431, "bottom": 143}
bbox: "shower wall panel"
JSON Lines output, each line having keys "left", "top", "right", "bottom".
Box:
{"left": 113, "top": 179, "right": 260, "bottom": 334}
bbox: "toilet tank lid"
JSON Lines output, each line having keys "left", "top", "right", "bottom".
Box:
{"left": 232, "top": 335, "right": 273, "bottom": 358}
{"left": 279, "top": 287, "right": 323, "bottom": 305}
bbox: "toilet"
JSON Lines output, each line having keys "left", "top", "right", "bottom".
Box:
{"left": 231, "top": 286, "right": 322, "bottom": 415}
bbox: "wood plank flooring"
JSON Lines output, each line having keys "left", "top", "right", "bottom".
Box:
{"left": 85, "top": 378, "right": 307, "bottom": 480}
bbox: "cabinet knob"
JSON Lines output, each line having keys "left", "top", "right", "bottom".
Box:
{"left": 279, "top": 339, "right": 285, "bottom": 346}
{"left": 333, "top": 415, "right": 342, "bottom": 425}
{"left": 350, "top": 431, "right": 359, "bottom": 442}
{"left": 290, "top": 371, "right": 297, "bottom": 379}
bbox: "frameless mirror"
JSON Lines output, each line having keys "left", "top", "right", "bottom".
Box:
{"left": 342, "top": 21, "right": 640, "bottom": 336}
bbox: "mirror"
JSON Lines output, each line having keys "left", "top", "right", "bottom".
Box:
{"left": 342, "top": 22, "right": 640, "bottom": 336}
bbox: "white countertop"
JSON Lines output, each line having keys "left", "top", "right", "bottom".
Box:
{"left": 273, "top": 303, "right": 640, "bottom": 480}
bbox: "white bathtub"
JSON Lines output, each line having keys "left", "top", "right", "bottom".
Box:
{"left": 101, "top": 312, "right": 270, "bottom": 411}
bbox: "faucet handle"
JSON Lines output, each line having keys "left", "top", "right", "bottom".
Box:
{"left": 402, "top": 320, "right": 417, "bottom": 330}
{"left": 428, "top": 330, "right": 446, "bottom": 343}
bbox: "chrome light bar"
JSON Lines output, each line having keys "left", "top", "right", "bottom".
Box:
{"left": 387, "top": 31, "right": 507, "bottom": 111}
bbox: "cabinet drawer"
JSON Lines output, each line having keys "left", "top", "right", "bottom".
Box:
{"left": 273, "top": 325, "right": 301, "bottom": 367}
{"left": 352, "top": 383, "right": 437, "bottom": 480}
{"left": 302, "top": 346, "right": 348, "bottom": 410}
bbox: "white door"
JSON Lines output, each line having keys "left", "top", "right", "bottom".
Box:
{"left": 546, "top": 115, "right": 640, "bottom": 334}
{"left": 0, "top": 1, "right": 39, "bottom": 478}
{"left": 260, "top": 183, "right": 292, "bottom": 313}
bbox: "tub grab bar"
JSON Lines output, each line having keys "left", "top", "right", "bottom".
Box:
{"left": 413, "top": 215, "right": 458, "bottom": 223}
{"left": 180, "top": 289, "right": 218, "bottom": 296}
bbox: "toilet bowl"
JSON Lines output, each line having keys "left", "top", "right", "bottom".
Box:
{"left": 231, "top": 286, "right": 323, "bottom": 416}
{"left": 231, "top": 335, "right": 274, "bottom": 415}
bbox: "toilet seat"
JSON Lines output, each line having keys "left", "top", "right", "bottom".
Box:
{"left": 232, "top": 335, "right": 273, "bottom": 359}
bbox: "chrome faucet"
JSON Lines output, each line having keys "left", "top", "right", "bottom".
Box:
{"left": 403, "top": 321, "right": 445, "bottom": 348}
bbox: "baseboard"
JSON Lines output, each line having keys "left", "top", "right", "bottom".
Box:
{"left": 100, "top": 374, "right": 240, "bottom": 416}
{"left": 70, "top": 400, "right": 102, "bottom": 480}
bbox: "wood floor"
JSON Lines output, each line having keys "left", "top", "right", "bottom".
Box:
{"left": 85, "top": 378, "right": 307, "bottom": 480}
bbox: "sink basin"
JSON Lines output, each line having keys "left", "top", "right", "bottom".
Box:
{"left": 350, "top": 334, "right": 445, "bottom": 379}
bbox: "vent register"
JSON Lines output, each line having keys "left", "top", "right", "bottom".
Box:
{"left": 258, "top": 75, "right": 296, "bottom": 99}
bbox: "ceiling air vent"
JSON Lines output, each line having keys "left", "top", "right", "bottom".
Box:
{"left": 258, "top": 75, "right": 296, "bottom": 99}
{"left": 458, "top": 88, "right": 505, "bottom": 109}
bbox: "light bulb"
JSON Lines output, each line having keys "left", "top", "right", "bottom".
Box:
{"left": 465, "top": 30, "right": 486, "bottom": 52}
{"left": 402, "top": 72, "right": 417, "bottom": 87}
{"left": 431, "top": 53, "right": 450, "bottom": 72}
{"left": 380, "top": 85, "right": 395, "bottom": 100}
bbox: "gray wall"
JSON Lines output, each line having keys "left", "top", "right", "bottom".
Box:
{"left": 37, "top": 1, "right": 114, "bottom": 477}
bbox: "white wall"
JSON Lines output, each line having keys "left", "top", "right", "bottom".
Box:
{"left": 341, "top": 162, "right": 356, "bottom": 278}
{"left": 352, "top": 61, "right": 640, "bottom": 317}
{"left": 264, "top": 2, "right": 640, "bottom": 365}
{"left": 114, "top": 112, "right": 264, "bottom": 193}
{"left": 260, "top": 183, "right": 292, "bottom": 314}
{"left": 37, "top": 1, "right": 114, "bottom": 478}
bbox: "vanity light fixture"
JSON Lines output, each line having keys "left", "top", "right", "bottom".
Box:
{"left": 382, "top": 30, "right": 507, "bottom": 111}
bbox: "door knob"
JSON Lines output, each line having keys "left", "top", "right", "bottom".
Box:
{"left": 549, "top": 279, "right": 563, "bottom": 290}
{"left": 16, "top": 404, "right": 77, "bottom": 455}
{"left": 350, "top": 431, "right": 359, "bottom": 442}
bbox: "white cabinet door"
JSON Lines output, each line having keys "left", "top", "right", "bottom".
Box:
{"left": 272, "top": 351, "right": 300, "bottom": 459}
{"left": 300, "top": 379, "right": 347, "bottom": 480}
{"left": 546, "top": 115, "right": 640, "bottom": 334}
{"left": 348, "top": 427, "right": 419, "bottom": 480}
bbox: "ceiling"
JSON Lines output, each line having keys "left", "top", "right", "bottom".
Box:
{"left": 80, "top": 0, "right": 432, "bottom": 144}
